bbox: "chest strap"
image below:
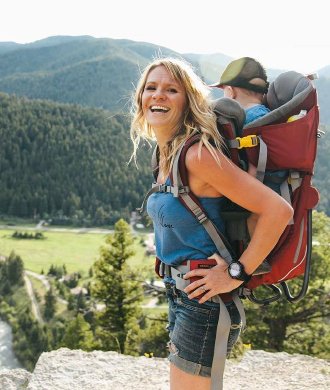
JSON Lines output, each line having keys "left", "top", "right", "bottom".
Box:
{"left": 136, "top": 183, "right": 190, "bottom": 215}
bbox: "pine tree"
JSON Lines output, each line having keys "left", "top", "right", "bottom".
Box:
{"left": 7, "top": 251, "right": 24, "bottom": 285}
{"left": 62, "top": 314, "right": 95, "bottom": 350}
{"left": 92, "top": 219, "right": 143, "bottom": 354}
{"left": 44, "top": 288, "right": 56, "bottom": 321}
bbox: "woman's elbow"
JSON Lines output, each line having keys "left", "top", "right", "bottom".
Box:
{"left": 277, "top": 198, "right": 294, "bottom": 225}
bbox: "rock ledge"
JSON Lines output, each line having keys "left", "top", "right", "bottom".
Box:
{"left": 1, "top": 348, "right": 329, "bottom": 389}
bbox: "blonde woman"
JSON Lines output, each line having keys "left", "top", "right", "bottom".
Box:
{"left": 131, "top": 57, "right": 293, "bottom": 390}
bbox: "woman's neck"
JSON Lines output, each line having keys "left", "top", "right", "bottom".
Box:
{"left": 154, "top": 131, "right": 171, "bottom": 152}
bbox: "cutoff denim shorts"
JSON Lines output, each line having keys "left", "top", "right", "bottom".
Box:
{"left": 165, "top": 283, "right": 242, "bottom": 377}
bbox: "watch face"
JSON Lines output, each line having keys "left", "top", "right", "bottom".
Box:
{"left": 229, "top": 262, "right": 241, "bottom": 277}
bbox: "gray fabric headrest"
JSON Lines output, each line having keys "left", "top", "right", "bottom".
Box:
{"left": 212, "top": 97, "right": 246, "bottom": 132}
{"left": 267, "top": 71, "right": 312, "bottom": 110}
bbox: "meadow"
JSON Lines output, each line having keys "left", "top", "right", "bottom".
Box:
{"left": 0, "top": 228, "right": 154, "bottom": 277}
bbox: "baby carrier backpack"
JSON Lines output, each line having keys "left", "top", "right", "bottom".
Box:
{"left": 211, "top": 70, "right": 320, "bottom": 304}
{"left": 138, "top": 70, "right": 320, "bottom": 390}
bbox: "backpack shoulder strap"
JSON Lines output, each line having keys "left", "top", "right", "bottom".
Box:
{"left": 137, "top": 141, "right": 190, "bottom": 215}
{"left": 171, "top": 134, "right": 234, "bottom": 265}
{"left": 151, "top": 145, "right": 159, "bottom": 181}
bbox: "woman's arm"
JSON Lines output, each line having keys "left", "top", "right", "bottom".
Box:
{"left": 183, "top": 144, "right": 294, "bottom": 302}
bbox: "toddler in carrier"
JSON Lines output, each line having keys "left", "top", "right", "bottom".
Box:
{"left": 210, "top": 56, "right": 270, "bottom": 179}
{"left": 210, "top": 57, "right": 272, "bottom": 239}
{"left": 210, "top": 59, "right": 318, "bottom": 275}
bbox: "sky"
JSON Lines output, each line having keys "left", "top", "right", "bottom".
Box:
{"left": 1, "top": 0, "right": 329, "bottom": 73}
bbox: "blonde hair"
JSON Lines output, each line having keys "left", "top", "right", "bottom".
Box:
{"left": 130, "top": 57, "right": 224, "bottom": 176}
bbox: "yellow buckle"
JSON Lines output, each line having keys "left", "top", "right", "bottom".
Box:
{"left": 235, "top": 135, "right": 258, "bottom": 149}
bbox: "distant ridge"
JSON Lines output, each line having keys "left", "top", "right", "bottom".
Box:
{"left": 0, "top": 36, "right": 180, "bottom": 112}
{"left": 0, "top": 41, "right": 21, "bottom": 54}
{"left": 27, "top": 35, "right": 95, "bottom": 48}
{"left": 0, "top": 35, "right": 329, "bottom": 117}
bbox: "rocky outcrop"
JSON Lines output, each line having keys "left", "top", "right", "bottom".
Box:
{"left": 0, "top": 368, "right": 31, "bottom": 390}
{"left": 0, "top": 348, "right": 329, "bottom": 389}
{"left": 27, "top": 348, "right": 169, "bottom": 390}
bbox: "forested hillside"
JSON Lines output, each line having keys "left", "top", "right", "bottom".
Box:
{"left": 314, "top": 77, "right": 330, "bottom": 124}
{"left": 0, "top": 35, "right": 329, "bottom": 219}
{"left": 0, "top": 36, "right": 177, "bottom": 112}
{"left": 314, "top": 125, "right": 330, "bottom": 214}
{"left": 0, "top": 93, "right": 152, "bottom": 224}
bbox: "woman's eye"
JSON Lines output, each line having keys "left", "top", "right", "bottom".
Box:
{"left": 145, "top": 86, "right": 156, "bottom": 91}
{"left": 168, "top": 88, "right": 177, "bottom": 93}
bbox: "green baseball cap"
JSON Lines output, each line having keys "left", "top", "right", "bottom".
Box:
{"left": 210, "top": 57, "right": 269, "bottom": 93}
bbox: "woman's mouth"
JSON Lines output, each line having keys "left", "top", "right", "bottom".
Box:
{"left": 150, "top": 105, "right": 170, "bottom": 113}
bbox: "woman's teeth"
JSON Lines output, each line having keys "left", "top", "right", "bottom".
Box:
{"left": 150, "top": 106, "right": 170, "bottom": 113}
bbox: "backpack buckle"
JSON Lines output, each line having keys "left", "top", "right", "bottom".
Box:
{"left": 235, "top": 135, "right": 258, "bottom": 149}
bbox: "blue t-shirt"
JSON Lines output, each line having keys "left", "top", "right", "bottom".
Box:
{"left": 147, "top": 180, "right": 226, "bottom": 266}
{"left": 245, "top": 104, "right": 270, "bottom": 125}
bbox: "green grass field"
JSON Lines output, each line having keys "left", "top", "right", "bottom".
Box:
{"left": 0, "top": 229, "right": 154, "bottom": 277}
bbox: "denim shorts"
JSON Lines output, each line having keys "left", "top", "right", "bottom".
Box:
{"left": 166, "top": 284, "right": 242, "bottom": 377}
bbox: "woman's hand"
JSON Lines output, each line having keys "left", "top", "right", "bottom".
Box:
{"left": 183, "top": 253, "right": 242, "bottom": 304}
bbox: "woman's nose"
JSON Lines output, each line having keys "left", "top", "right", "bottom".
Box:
{"left": 152, "top": 89, "right": 165, "bottom": 100}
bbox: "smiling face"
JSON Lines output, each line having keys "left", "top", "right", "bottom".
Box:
{"left": 141, "top": 65, "right": 187, "bottom": 140}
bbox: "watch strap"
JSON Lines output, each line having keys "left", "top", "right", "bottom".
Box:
{"left": 229, "top": 261, "right": 252, "bottom": 283}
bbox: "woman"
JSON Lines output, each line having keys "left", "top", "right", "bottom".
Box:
{"left": 130, "top": 57, "right": 293, "bottom": 390}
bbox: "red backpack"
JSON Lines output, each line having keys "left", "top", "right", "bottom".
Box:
{"left": 147, "top": 70, "right": 321, "bottom": 305}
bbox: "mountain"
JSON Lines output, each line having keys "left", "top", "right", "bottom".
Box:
{"left": 0, "top": 35, "right": 328, "bottom": 125}
{"left": 0, "top": 92, "right": 152, "bottom": 224}
{"left": 0, "top": 36, "right": 179, "bottom": 112}
{"left": 0, "top": 36, "right": 328, "bottom": 122}
{"left": 0, "top": 42, "right": 21, "bottom": 54}
{"left": 184, "top": 52, "right": 233, "bottom": 83}
{"left": 0, "top": 36, "right": 328, "bottom": 218}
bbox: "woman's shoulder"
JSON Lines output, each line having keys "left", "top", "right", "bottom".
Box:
{"left": 185, "top": 142, "right": 223, "bottom": 174}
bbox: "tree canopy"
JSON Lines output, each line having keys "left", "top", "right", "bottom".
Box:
{"left": 0, "top": 93, "right": 152, "bottom": 224}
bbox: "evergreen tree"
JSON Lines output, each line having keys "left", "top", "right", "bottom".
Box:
{"left": 13, "top": 310, "right": 49, "bottom": 370}
{"left": 76, "top": 291, "right": 87, "bottom": 311}
{"left": 44, "top": 288, "right": 57, "bottom": 321}
{"left": 67, "top": 294, "right": 76, "bottom": 311}
{"left": 7, "top": 251, "right": 24, "bottom": 285}
{"left": 92, "top": 219, "right": 143, "bottom": 354}
{"left": 139, "top": 313, "right": 169, "bottom": 358}
{"left": 61, "top": 314, "right": 95, "bottom": 350}
{"left": 0, "top": 252, "right": 24, "bottom": 294}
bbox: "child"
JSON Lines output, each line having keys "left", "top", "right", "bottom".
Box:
{"left": 210, "top": 56, "right": 270, "bottom": 125}
{"left": 211, "top": 57, "right": 272, "bottom": 271}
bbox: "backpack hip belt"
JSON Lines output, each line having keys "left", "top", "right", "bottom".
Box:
{"left": 156, "top": 257, "right": 246, "bottom": 390}
{"left": 156, "top": 257, "right": 233, "bottom": 303}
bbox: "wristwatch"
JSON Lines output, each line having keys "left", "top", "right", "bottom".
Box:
{"left": 228, "top": 261, "right": 252, "bottom": 283}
